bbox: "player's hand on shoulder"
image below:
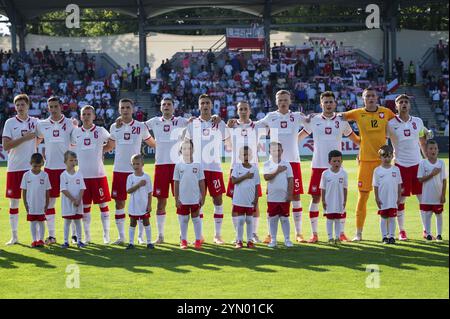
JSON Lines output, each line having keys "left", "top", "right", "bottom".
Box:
{"left": 115, "top": 116, "right": 123, "bottom": 128}
{"left": 187, "top": 116, "right": 197, "bottom": 124}
{"left": 305, "top": 113, "right": 316, "bottom": 123}
{"left": 71, "top": 117, "right": 79, "bottom": 127}
{"left": 211, "top": 115, "right": 221, "bottom": 125}
{"left": 227, "top": 118, "right": 237, "bottom": 128}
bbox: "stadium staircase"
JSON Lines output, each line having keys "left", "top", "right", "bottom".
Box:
{"left": 119, "top": 90, "right": 157, "bottom": 118}
{"left": 400, "top": 85, "right": 437, "bottom": 128}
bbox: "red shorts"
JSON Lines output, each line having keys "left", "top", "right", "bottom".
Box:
{"left": 290, "top": 162, "right": 304, "bottom": 195}
{"left": 378, "top": 208, "right": 398, "bottom": 218}
{"left": 129, "top": 213, "right": 151, "bottom": 220}
{"left": 177, "top": 204, "right": 201, "bottom": 215}
{"left": 325, "top": 212, "right": 346, "bottom": 219}
{"left": 6, "top": 170, "right": 27, "bottom": 199}
{"left": 308, "top": 168, "right": 328, "bottom": 196}
{"left": 62, "top": 214, "right": 83, "bottom": 220}
{"left": 267, "top": 202, "right": 291, "bottom": 217}
{"left": 226, "top": 171, "right": 263, "bottom": 198}
{"left": 44, "top": 168, "right": 64, "bottom": 198}
{"left": 27, "top": 214, "right": 46, "bottom": 222}
{"left": 204, "top": 170, "right": 225, "bottom": 197}
{"left": 420, "top": 204, "right": 444, "bottom": 214}
{"left": 232, "top": 205, "right": 255, "bottom": 215}
{"left": 83, "top": 177, "right": 111, "bottom": 205}
{"left": 153, "top": 164, "right": 175, "bottom": 198}
{"left": 396, "top": 164, "right": 422, "bottom": 196}
{"left": 111, "top": 172, "right": 132, "bottom": 201}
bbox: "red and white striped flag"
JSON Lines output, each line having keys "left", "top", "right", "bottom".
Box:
{"left": 386, "top": 78, "right": 399, "bottom": 93}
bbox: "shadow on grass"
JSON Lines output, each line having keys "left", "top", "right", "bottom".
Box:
{"left": 0, "top": 247, "right": 57, "bottom": 270}
{"left": 3, "top": 238, "right": 447, "bottom": 275}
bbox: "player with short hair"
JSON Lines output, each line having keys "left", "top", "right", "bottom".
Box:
{"left": 263, "top": 142, "right": 294, "bottom": 248}
{"left": 320, "top": 150, "right": 348, "bottom": 244}
{"left": 60, "top": 151, "right": 86, "bottom": 248}
{"left": 417, "top": 140, "right": 447, "bottom": 241}
{"left": 226, "top": 101, "right": 267, "bottom": 243}
{"left": 184, "top": 94, "right": 230, "bottom": 244}
{"left": 108, "top": 98, "right": 155, "bottom": 245}
{"left": 71, "top": 105, "right": 113, "bottom": 244}
{"left": 373, "top": 145, "right": 402, "bottom": 244}
{"left": 387, "top": 94, "right": 428, "bottom": 240}
{"left": 145, "top": 97, "right": 188, "bottom": 244}
{"left": 2, "top": 94, "right": 38, "bottom": 245}
{"left": 20, "top": 153, "right": 51, "bottom": 248}
{"left": 174, "top": 140, "right": 206, "bottom": 250}
{"left": 125, "top": 154, "right": 154, "bottom": 250}
{"left": 300, "top": 91, "right": 359, "bottom": 243}
{"left": 36, "top": 96, "right": 77, "bottom": 244}
{"left": 340, "top": 87, "right": 396, "bottom": 241}
{"left": 231, "top": 145, "right": 260, "bottom": 249}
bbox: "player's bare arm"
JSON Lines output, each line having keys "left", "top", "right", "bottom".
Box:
{"left": 287, "top": 177, "right": 294, "bottom": 202}
{"left": 263, "top": 165, "right": 287, "bottom": 181}
{"left": 252, "top": 185, "right": 259, "bottom": 208}
{"left": 2, "top": 132, "right": 36, "bottom": 151}
{"left": 374, "top": 187, "right": 382, "bottom": 209}
{"left": 174, "top": 180, "right": 181, "bottom": 208}
{"left": 199, "top": 179, "right": 206, "bottom": 207}
{"left": 231, "top": 171, "right": 254, "bottom": 185}
{"left": 147, "top": 193, "right": 152, "bottom": 213}
{"left": 103, "top": 139, "right": 115, "bottom": 153}
{"left": 348, "top": 132, "right": 361, "bottom": 145}
{"left": 441, "top": 179, "right": 447, "bottom": 204}
{"left": 144, "top": 135, "right": 156, "bottom": 148}
{"left": 418, "top": 167, "right": 442, "bottom": 183}
{"left": 321, "top": 189, "right": 327, "bottom": 211}
{"left": 22, "top": 189, "right": 29, "bottom": 213}
{"left": 297, "top": 129, "right": 310, "bottom": 142}
{"left": 127, "top": 180, "right": 146, "bottom": 194}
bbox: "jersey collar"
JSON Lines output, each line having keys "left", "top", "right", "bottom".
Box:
{"left": 15, "top": 115, "right": 30, "bottom": 123}
{"left": 321, "top": 113, "right": 337, "bottom": 120}
{"left": 363, "top": 106, "right": 379, "bottom": 113}
{"left": 161, "top": 116, "right": 175, "bottom": 122}
{"left": 395, "top": 115, "right": 412, "bottom": 123}
{"left": 49, "top": 115, "right": 65, "bottom": 124}
{"left": 122, "top": 119, "right": 135, "bottom": 126}
{"left": 81, "top": 124, "right": 96, "bottom": 132}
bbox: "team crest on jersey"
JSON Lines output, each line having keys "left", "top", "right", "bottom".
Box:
{"left": 21, "top": 130, "right": 28, "bottom": 136}
{"left": 379, "top": 112, "right": 385, "bottom": 119}
{"left": 76, "top": 179, "right": 80, "bottom": 184}
{"left": 280, "top": 121, "right": 287, "bottom": 128}
{"left": 53, "top": 130, "right": 60, "bottom": 137}
{"left": 202, "top": 128, "right": 210, "bottom": 136}
{"left": 404, "top": 129, "right": 411, "bottom": 137}
{"left": 84, "top": 138, "right": 91, "bottom": 146}
{"left": 241, "top": 129, "right": 248, "bottom": 137}
{"left": 325, "top": 127, "right": 332, "bottom": 135}
{"left": 124, "top": 133, "right": 131, "bottom": 140}
{"left": 40, "top": 179, "right": 44, "bottom": 185}
{"left": 339, "top": 178, "right": 344, "bottom": 183}
{"left": 193, "top": 168, "right": 198, "bottom": 173}
{"left": 392, "top": 172, "right": 397, "bottom": 177}
{"left": 164, "top": 125, "right": 170, "bottom": 132}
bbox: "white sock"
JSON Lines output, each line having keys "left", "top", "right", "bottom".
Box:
{"left": 269, "top": 216, "right": 279, "bottom": 243}
{"left": 46, "top": 214, "right": 55, "bottom": 238}
{"left": 9, "top": 214, "right": 19, "bottom": 239}
{"left": 157, "top": 214, "right": 166, "bottom": 238}
{"left": 83, "top": 213, "right": 91, "bottom": 241}
{"left": 252, "top": 216, "right": 259, "bottom": 234}
{"left": 436, "top": 213, "right": 443, "bottom": 236}
{"left": 38, "top": 221, "right": 45, "bottom": 241}
{"left": 137, "top": 220, "right": 144, "bottom": 240}
{"left": 64, "top": 219, "right": 71, "bottom": 244}
{"left": 340, "top": 217, "right": 346, "bottom": 235}
{"left": 73, "top": 219, "right": 82, "bottom": 243}
{"left": 214, "top": 205, "right": 224, "bottom": 237}
{"left": 30, "top": 221, "right": 38, "bottom": 242}
{"left": 129, "top": 226, "right": 136, "bottom": 245}
{"left": 388, "top": 217, "right": 396, "bottom": 238}
{"left": 101, "top": 212, "right": 110, "bottom": 242}
{"left": 327, "top": 218, "right": 334, "bottom": 240}
{"left": 334, "top": 219, "right": 341, "bottom": 240}
{"left": 292, "top": 201, "right": 302, "bottom": 234}
{"left": 192, "top": 217, "right": 202, "bottom": 241}
{"left": 178, "top": 215, "right": 189, "bottom": 241}
{"left": 380, "top": 218, "right": 387, "bottom": 238}
{"left": 424, "top": 211, "right": 433, "bottom": 235}
{"left": 115, "top": 209, "right": 125, "bottom": 241}
{"left": 280, "top": 216, "right": 291, "bottom": 241}
{"left": 397, "top": 211, "right": 405, "bottom": 232}
{"left": 71, "top": 220, "right": 77, "bottom": 237}
{"left": 232, "top": 216, "right": 239, "bottom": 234}
{"left": 144, "top": 225, "right": 152, "bottom": 244}
{"left": 309, "top": 202, "right": 319, "bottom": 234}
{"left": 246, "top": 215, "right": 253, "bottom": 242}
{"left": 420, "top": 210, "right": 427, "bottom": 231}
{"left": 236, "top": 215, "right": 245, "bottom": 242}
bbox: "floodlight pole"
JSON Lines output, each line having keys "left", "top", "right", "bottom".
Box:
{"left": 137, "top": 0, "right": 147, "bottom": 90}
{"left": 263, "top": 0, "right": 272, "bottom": 60}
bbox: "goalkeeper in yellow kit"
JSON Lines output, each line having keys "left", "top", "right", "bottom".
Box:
{"left": 341, "top": 87, "right": 395, "bottom": 241}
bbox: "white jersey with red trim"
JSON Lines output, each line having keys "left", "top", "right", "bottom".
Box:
{"left": 146, "top": 116, "right": 188, "bottom": 165}
{"left": 36, "top": 116, "right": 76, "bottom": 170}
{"left": 388, "top": 115, "right": 425, "bottom": 167}
{"left": 263, "top": 159, "right": 294, "bottom": 202}
{"left": 71, "top": 125, "right": 110, "bottom": 178}
{"left": 302, "top": 113, "right": 353, "bottom": 168}
{"left": 231, "top": 163, "right": 260, "bottom": 207}
{"left": 185, "top": 118, "right": 230, "bottom": 172}
{"left": 418, "top": 159, "right": 446, "bottom": 205}
{"left": 372, "top": 165, "right": 403, "bottom": 210}
{"left": 173, "top": 161, "right": 205, "bottom": 205}
{"left": 60, "top": 170, "right": 86, "bottom": 216}
{"left": 228, "top": 120, "right": 267, "bottom": 165}
{"left": 2, "top": 116, "right": 38, "bottom": 172}
{"left": 258, "top": 110, "right": 306, "bottom": 163}
{"left": 319, "top": 168, "right": 348, "bottom": 214}
{"left": 109, "top": 120, "right": 151, "bottom": 173}
{"left": 20, "top": 170, "right": 52, "bottom": 215}
{"left": 126, "top": 173, "right": 153, "bottom": 215}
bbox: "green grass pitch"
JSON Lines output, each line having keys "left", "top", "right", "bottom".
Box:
{"left": 0, "top": 156, "right": 448, "bottom": 299}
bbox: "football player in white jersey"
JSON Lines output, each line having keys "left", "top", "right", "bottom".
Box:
{"left": 2, "top": 94, "right": 38, "bottom": 245}
{"left": 145, "top": 98, "right": 188, "bottom": 244}
{"left": 226, "top": 101, "right": 267, "bottom": 242}
{"left": 36, "top": 96, "right": 77, "bottom": 244}
{"left": 387, "top": 94, "right": 428, "bottom": 240}
{"left": 299, "top": 91, "right": 359, "bottom": 243}
{"left": 108, "top": 98, "right": 155, "bottom": 245}
{"left": 184, "top": 94, "right": 231, "bottom": 244}
{"left": 71, "top": 105, "right": 114, "bottom": 244}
